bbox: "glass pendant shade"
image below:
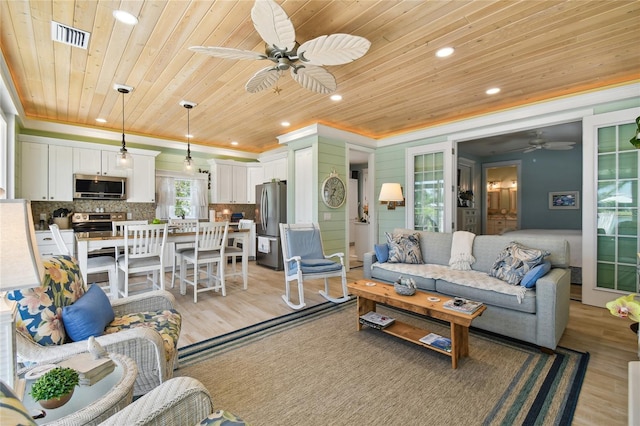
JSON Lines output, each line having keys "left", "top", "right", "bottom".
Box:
{"left": 183, "top": 156, "right": 195, "bottom": 175}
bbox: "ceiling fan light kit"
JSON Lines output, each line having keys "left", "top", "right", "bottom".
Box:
{"left": 189, "top": 0, "right": 370, "bottom": 94}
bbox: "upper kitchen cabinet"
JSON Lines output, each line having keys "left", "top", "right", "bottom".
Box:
{"left": 21, "top": 142, "right": 73, "bottom": 201}
{"left": 73, "top": 147, "right": 128, "bottom": 177}
{"left": 127, "top": 154, "right": 157, "bottom": 203}
{"left": 246, "top": 164, "right": 263, "bottom": 203}
{"left": 262, "top": 157, "right": 288, "bottom": 182}
{"left": 208, "top": 160, "right": 250, "bottom": 203}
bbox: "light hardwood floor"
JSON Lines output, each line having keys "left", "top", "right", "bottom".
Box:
{"left": 154, "top": 261, "right": 635, "bottom": 426}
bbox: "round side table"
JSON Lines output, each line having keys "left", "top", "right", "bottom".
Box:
{"left": 21, "top": 353, "right": 138, "bottom": 425}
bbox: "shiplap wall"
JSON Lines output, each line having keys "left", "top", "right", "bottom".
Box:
{"left": 317, "top": 137, "right": 348, "bottom": 257}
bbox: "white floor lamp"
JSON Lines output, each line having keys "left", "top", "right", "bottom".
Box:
{"left": 0, "top": 200, "right": 44, "bottom": 393}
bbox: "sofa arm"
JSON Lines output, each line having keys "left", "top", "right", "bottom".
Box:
{"left": 363, "top": 251, "right": 377, "bottom": 279}
{"left": 111, "top": 290, "right": 176, "bottom": 316}
{"left": 534, "top": 268, "right": 571, "bottom": 349}
{"left": 99, "top": 377, "right": 213, "bottom": 426}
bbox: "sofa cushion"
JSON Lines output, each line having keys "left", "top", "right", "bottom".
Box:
{"left": 7, "top": 255, "right": 86, "bottom": 346}
{"left": 393, "top": 229, "right": 452, "bottom": 265}
{"left": 374, "top": 243, "right": 389, "bottom": 263}
{"left": 488, "top": 242, "right": 549, "bottom": 285}
{"left": 285, "top": 228, "right": 324, "bottom": 260}
{"left": 62, "top": 284, "right": 115, "bottom": 342}
{"left": 386, "top": 232, "right": 423, "bottom": 264}
{"left": 105, "top": 309, "right": 182, "bottom": 362}
{"left": 521, "top": 261, "right": 552, "bottom": 288}
{"left": 435, "top": 280, "right": 537, "bottom": 314}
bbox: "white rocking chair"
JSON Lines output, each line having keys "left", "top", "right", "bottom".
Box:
{"left": 279, "top": 223, "right": 350, "bottom": 310}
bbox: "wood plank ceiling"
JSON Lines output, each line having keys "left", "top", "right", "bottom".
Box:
{"left": 1, "top": 0, "right": 639, "bottom": 154}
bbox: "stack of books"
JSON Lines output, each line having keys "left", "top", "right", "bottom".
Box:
{"left": 419, "top": 333, "right": 452, "bottom": 352}
{"left": 359, "top": 311, "right": 395, "bottom": 329}
{"left": 442, "top": 299, "right": 483, "bottom": 314}
{"left": 58, "top": 353, "right": 115, "bottom": 386}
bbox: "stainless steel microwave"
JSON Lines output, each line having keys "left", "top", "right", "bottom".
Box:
{"left": 73, "top": 174, "right": 127, "bottom": 200}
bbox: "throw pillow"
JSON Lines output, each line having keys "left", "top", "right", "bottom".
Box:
{"left": 62, "top": 284, "right": 115, "bottom": 342}
{"left": 385, "top": 232, "right": 423, "bottom": 264}
{"left": 6, "top": 255, "right": 86, "bottom": 345}
{"left": 521, "top": 261, "right": 552, "bottom": 288}
{"left": 374, "top": 243, "right": 389, "bottom": 263}
{"left": 0, "top": 380, "right": 36, "bottom": 426}
{"left": 488, "top": 242, "right": 550, "bottom": 285}
{"left": 199, "top": 409, "right": 248, "bottom": 425}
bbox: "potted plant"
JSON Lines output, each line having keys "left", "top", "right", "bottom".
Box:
{"left": 30, "top": 367, "right": 79, "bottom": 409}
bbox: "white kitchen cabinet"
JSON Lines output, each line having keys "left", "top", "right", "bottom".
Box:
{"left": 262, "top": 157, "right": 287, "bottom": 182}
{"left": 36, "top": 229, "right": 75, "bottom": 257}
{"left": 21, "top": 142, "right": 73, "bottom": 201}
{"left": 73, "top": 147, "right": 127, "bottom": 177}
{"left": 127, "top": 154, "right": 156, "bottom": 203}
{"left": 209, "top": 160, "right": 250, "bottom": 203}
{"left": 246, "top": 165, "right": 263, "bottom": 203}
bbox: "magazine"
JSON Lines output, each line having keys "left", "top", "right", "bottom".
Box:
{"left": 442, "top": 299, "right": 483, "bottom": 314}
{"left": 419, "top": 333, "right": 452, "bottom": 352}
{"left": 359, "top": 311, "right": 395, "bottom": 329}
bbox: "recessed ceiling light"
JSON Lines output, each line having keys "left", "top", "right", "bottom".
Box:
{"left": 95, "top": 118, "right": 106, "bottom": 123}
{"left": 436, "top": 47, "right": 454, "bottom": 58}
{"left": 113, "top": 10, "right": 138, "bottom": 25}
{"left": 231, "top": 141, "right": 239, "bottom": 146}
{"left": 330, "top": 94, "right": 342, "bottom": 101}
{"left": 486, "top": 87, "right": 501, "bottom": 95}
{"left": 281, "top": 121, "right": 290, "bottom": 127}
{"left": 186, "top": 134, "right": 193, "bottom": 139}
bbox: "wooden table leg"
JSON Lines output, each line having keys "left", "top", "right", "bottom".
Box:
{"left": 356, "top": 297, "right": 375, "bottom": 331}
{"left": 450, "top": 323, "right": 471, "bottom": 369}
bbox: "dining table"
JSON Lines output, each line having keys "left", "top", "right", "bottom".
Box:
{"left": 75, "top": 227, "right": 250, "bottom": 298}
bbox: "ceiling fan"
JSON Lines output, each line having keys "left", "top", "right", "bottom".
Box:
{"left": 515, "top": 131, "right": 576, "bottom": 153}
{"left": 189, "top": 0, "right": 371, "bottom": 94}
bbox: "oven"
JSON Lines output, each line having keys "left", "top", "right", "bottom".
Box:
{"left": 72, "top": 212, "right": 127, "bottom": 257}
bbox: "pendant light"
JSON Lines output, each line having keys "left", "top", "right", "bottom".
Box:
{"left": 180, "top": 100, "right": 197, "bottom": 175}
{"left": 114, "top": 84, "right": 134, "bottom": 170}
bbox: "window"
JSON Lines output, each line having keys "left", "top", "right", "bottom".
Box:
{"left": 156, "top": 173, "right": 208, "bottom": 219}
{"left": 174, "top": 178, "right": 193, "bottom": 218}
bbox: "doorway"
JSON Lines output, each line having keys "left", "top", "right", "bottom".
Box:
{"left": 482, "top": 161, "right": 521, "bottom": 234}
{"left": 348, "top": 147, "right": 374, "bottom": 269}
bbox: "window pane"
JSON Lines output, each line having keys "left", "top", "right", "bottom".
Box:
{"left": 598, "top": 127, "right": 616, "bottom": 153}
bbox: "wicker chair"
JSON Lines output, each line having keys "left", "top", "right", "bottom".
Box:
{"left": 99, "top": 377, "right": 214, "bottom": 426}
{"left": 9, "top": 255, "right": 181, "bottom": 397}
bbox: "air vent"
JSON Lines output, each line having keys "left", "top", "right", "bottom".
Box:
{"left": 51, "top": 21, "right": 90, "bottom": 49}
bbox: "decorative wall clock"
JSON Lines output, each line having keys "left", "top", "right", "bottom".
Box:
{"left": 321, "top": 171, "right": 346, "bottom": 208}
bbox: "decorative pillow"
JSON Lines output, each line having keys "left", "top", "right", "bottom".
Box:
{"left": 105, "top": 309, "right": 182, "bottom": 362}
{"left": 0, "top": 380, "right": 36, "bottom": 426}
{"left": 199, "top": 409, "right": 248, "bottom": 425}
{"left": 62, "top": 284, "right": 115, "bottom": 342}
{"left": 488, "top": 242, "right": 550, "bottom": 285}
{"left": 521, "top": 261, "right": 552, "bottom": 288}
{"left": 374, "top": 243, "right": 389, "bottom": 263}
{"left": 385, "top": 232, "right": 423, "bottom": 264}
{"left": 6, "top": 255, "right": 86, "bottom": 346}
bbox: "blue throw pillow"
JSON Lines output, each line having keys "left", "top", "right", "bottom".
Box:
{"left": 62, "top": 284, "right": 115, "bottom": 342}
{"left": 521, "top": 261, "right": 551, "bottom": 288}
{"left": 374, "top": 243, "right": 389, "bottom": 263}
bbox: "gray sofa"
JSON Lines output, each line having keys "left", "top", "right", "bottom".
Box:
{"left": 363, "top": 229, "right": 571, "bottom": 350}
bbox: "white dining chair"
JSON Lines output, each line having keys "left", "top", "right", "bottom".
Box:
{"left": 180, "top": 221, "right": 228, "bottom": 303}
{"left": 168, "top": 218, "right": 199, "bottom": 288}
{"left": 49, "top": 224, "right": 119, "bottom": 299}
{"left": 116, "top": 223, "right": 168, "bottom": 298}
{"left": 222, "top": 219, "right": 252, "bottom": 290}
{"left": 112, "top": 220, "right": 148, "bottom": 258}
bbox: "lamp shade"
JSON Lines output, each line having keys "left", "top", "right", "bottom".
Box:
{"left": 0, "top": 200, "right": 45, "bottom": 291}
{"left": 378, "top": 183, "right": 404, "bottom": 202}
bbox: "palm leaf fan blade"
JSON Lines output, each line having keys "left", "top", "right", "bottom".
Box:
{"left": 188, "top": 46, "right": 266, "bottom": 61}
{"left": 246, "top": 67, "right": 281, "bottom": 93}
{"left": 298, "top": 34, "right": 371, "bottom": 66}
{"left": 251, "top": 0, "right": 295, "bottom": 51}
{"left": 290, "top": 65, "right": 336, "bottom": 94}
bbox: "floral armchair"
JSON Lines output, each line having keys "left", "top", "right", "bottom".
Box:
{"left": 7, "top": 255, "right": 182, "bottom": 396}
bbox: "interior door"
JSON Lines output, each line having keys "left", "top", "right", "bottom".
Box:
{"left": 582, "top": 107, "right": 640, "bottom": 307}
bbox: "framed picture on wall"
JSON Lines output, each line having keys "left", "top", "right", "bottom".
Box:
{"left": 549, "top": 191, "right": 579, "bottom": 209}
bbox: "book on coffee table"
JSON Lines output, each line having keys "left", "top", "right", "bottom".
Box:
{"left": 443, "top": 299, "right": 483, "bottom": 314}
{"left": 419, "top": 333, "right": 452, "bottom": 352}
{"left": 58, "top": 352, "right": 115, "bottom": 386}
{"left": 359, "top": 311, "right": 395, "bottom": 329}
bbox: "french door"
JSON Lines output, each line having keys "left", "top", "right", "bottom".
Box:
{"left": 406, "top": 142, "right": 455, "bottom": 233}
{"left": 583, "top": 107, "right": 640, "bottom": 307}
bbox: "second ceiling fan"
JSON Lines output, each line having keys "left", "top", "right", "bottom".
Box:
{"left": 514, "top": 131, "right": 576, "bottom": 153}
{"left": 189, "top": 0, "right": 371, "bottom": 94}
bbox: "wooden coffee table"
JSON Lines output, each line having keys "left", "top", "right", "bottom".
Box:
{"left": 348, "top": 279, "right": 486, "bottom": 368}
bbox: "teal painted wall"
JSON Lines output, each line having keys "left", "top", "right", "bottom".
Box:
{"left": 317, "top": 137, "right": 348, "bottom": 256}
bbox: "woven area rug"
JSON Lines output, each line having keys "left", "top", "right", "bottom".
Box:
{"left": 177, "top": 300, "right": 588, "bottom": 426}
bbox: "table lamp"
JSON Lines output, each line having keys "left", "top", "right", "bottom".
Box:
{"left": 378, "top": 183, "right": 404, "bottom": 210}
{"left": 0, "top": 200, "right": 45, "bottom": 392}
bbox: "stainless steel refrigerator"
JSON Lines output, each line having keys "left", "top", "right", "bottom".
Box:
{"left": 256, "top": 181, "right": 287, "bottom": 270}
